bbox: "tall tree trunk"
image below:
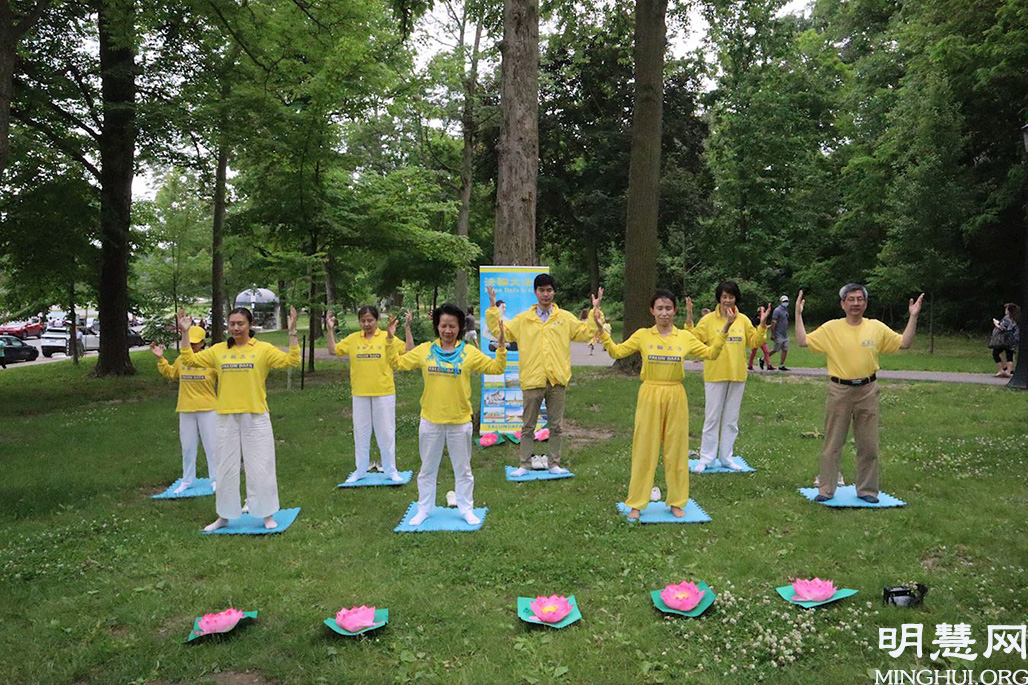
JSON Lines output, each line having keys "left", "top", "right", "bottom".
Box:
{"left": 928, "top": 291, "right": 935, "bottom": 354}
{"left": 455, "top": 20, "right": 484, "bottom": 309}
{"left": 277, "top": 279, "right": 287, "bottom": 329}
{"left": 324, "top": 252, "right": 337, "bottom": 309}
{"left": 307, "top": 267, "right": 320, "bottom": 373}
{"left": 495, "top": 0, "right": 538, "bottom": 265}
{"left": 1008, "top": 192, "right": 1027, "bottom": 389}
{"left": 210, "top": 140, "right": 228, "bottom": 344}
{"left": 586, "top": 238, "right": 600, "bottom": 297}
{"left": 432, "top": 284, "right": 439, "bottom": 311}
{"left": 69, "top": 284, "right": 78, "bottom": 365}
{"left": 95, "top": 0, "right": 136, "bottom": 376}
{"left": 0, "top": 0, "right": 50, "bottom": 176}
{"left": 619, "top": 0, "right": 667, "bottom": 364}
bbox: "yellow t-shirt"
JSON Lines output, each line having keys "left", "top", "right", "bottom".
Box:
{"left": 484, "top": 303, "right": 598, "bottom": 390}
{"left": 389, "top": 339, "right": 507, "bottom": 424}
{"left": 180, "top": 337, "right": 301, "bottom": 414}
{"left": 334, "top": 329, "right": 406, "bottom": 396}
{"left": 806, "top": 318, "right": 902, "bottom": 380}
{"left": 689, "top": 311, "right": 767, "bottom": 382}
{"left": 157, "top": 355, "right": 218, "bottom": 413}
{"left": 601, "top": 326, "right": 726, "bottom": 383}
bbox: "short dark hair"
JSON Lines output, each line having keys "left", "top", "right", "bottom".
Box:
{"left": 495, "top": 299, "right": 505, "bottom": 307}
{"left": 715, "top": 280, "right": 742, "bottom": 304}
{"left": 1005, "top": 303, "right": 1021, "bottom": 323}
{"left": 650, "top": 289, "right": 677, "bottom": 308}
{"left": 226, "top": 307, "right": 256, "bottom": 347}
{"left": 357, "top": 305, "right": 380, "bottom": 320}
{"left": 534, "top": 273, "right": 556, "bottom": 291}
{"left": 467, "top": 306, "right": 474, "bottom": 315}
{"left": 432, "top": 303, "right": 466, "bottom": 338}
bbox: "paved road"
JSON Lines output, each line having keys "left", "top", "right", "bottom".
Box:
{"left": 4, "top": 337, "right": 148, "bottom": 369}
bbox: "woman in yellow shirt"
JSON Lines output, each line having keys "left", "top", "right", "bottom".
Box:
{"left": 325, "top": 306, "right": 414, "bottom": 483}
{"left": 177, "top": 306, "right": 301, "bottom": 531}
{"left": 688, "top": 281, "right": 769, "bottom": 473}
{"left": 387, "top": 304, "right": 507, "bottom": 527}
{"left": 152, "top": 325, "right": 219, "bottom": 494}
{"left": 596, "top": 290, "right": 733, "bottom": 519}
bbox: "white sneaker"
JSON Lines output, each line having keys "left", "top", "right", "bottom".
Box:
{"left": 510, "top": 467, "right": 529, "bottom": 477}
{"left": 388, "top": 473, "right": 404, "bottom": 483}
{"left": 409, "top": 511, "right": 430, "bottom": 526}
{"left": 446, "top": 490, "right": 457, "bottom": 507}
{"left": 210, "top": 481, "right": 217, "bottom": 492}
{"left": 370, "top": 461, "right": 382, "bottom": 473}
{"left": 548, "top": 466, "right": 570, "bottom": 475}
{"left": 530, "top": 455, "right": 548, "bottom": 470}
{"left": 241, "top": 501, "right": 249, "bottom": 514}
{"left": 814, "top": 473, "right": 846, "bottom": 488}
{"left": 650, "top": 487, "right": 661, "bottom": 502}
{"left": 462, "top": 511, "right": 481, "bottom": 526}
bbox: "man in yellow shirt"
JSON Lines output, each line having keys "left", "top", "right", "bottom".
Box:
{"left": 152, "top": 326, "right": 218, "bottom": 494}
{"left": 485, "top": 274, "right": 602, "bottom": 476}
{"left": 797, "top": 284, "right": 923, "bottom": 503}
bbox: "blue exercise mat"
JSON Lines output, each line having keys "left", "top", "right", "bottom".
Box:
{"left": 337, "top": 471, "right": 413, "bottom": 488}
{"left": 688, "top": 457, "right": 756, "bottom": 473}
{"left": 152, "top": 478, "right": 215, "bottom": 499}
{"left": 393, "top": 502, "right": 487, "bottom": 533}
{"left": 202, "top": 507, "right": 301, "bottom": 535}
{"left": 798, "top": 485, "right": 906, "bottom": 508}
{"left": 504, "top": 466, "right": 574, "bottom": 482}
{"left": 616, "top": 500, "right": 711, "bottom": 524}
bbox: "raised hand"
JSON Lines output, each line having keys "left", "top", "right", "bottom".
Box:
{"left": 909, "top": 293, "right": 924, "bottom": 317}
{"left": 497, "top": 321, "right": 505, "bottom": 347}
{"left": 404, "top": 310, "right": 413, "bottom": 328}
{"left": 324, "top": 308, "right": 337, "bottom": 329}
{"left": 593, "top": 306, "right": 604, "bottom": 329}
{"left": 487, "top": 284, "right": 497, "bottom": 307}
{"left": 759, "top": 302, "right": 771, "bottom": 327}
{"left": 686, "top": 297, "right": 694, "bottom": 318}
{"left": 386, "top": 315, "right": 399, "bottom": 338}
{"left": 591, "top": 286, "right": 604, "bottom": 310}
{"left": 149, "top": 341, "right": 164, "bottom": 358}
{"left": 796, "top": 290, "right": 805, "bottom": 316}
{"left": 724, "top": 306, "right": 738, "bottom": 327}
{"left": 177, "top": 308, "right": 193, "bottom": 334}
{"left": 287, "top": 306, "right": 298, "bottom": 334}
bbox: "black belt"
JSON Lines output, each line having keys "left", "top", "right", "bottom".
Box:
{"left": 831, "top": 374, "right": 876, "bottom": 386}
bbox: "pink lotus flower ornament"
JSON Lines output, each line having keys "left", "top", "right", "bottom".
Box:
{"left": 513, "top": 430, "right": 522, "bottom": 440}
{"left": 197, "top": 608, "right": 245, "bottom": 635}
{"left": 529, "top": 595, "right": 573, "bottom": 623}
{"left": 792, "top": 578, "right": 837, "bottom": 602}
{"left": 534, "top": 428, "right": 550, "bottom": 441}
{"left": 479, "top": 433, "right": 499, "bottom": 447}
{"left": 660, "top": 581, "right": 705, "bottom": 612}
{"left": 335, "top": 605, "right": 376, "bottom": 633}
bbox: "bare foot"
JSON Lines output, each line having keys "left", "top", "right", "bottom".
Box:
{"left": 671, "top": 506, "right": 686, "bottom": 518}
{"left": 627, "top": 508, "right": 641, "bottom": 520}
{"left": 204, "top": 517, "right": 228, "bottom": 532}
{"left": 263, "top": 516, "right": 278, "bottom": 530}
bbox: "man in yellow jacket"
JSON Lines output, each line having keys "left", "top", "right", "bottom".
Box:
{"left": 485, "top": 273, "right": 602, "bottom": 476}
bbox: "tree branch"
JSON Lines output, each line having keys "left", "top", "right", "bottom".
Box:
{"left": 13, "top": 0, "right": 52, "bottom": 38}
{"left": 10, "top": 107, "right": 100, "bottom": 179}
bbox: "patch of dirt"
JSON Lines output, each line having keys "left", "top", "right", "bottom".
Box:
{"left": 561, "top": 418, "right": 616, "bottom": 445}
{"left": 212, "top": 671, "right": 276, "bottom": 685}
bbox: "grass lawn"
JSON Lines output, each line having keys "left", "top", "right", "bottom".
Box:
{"left": 1, "top": 350, "right": 1025, "bottom": 683}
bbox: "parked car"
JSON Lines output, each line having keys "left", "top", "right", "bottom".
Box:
{"left": 0, "top": 318, "right": 44, "bottom": 339}
{"left": 40, "top": 326, "right": 100, "bottom": 357}
{"left": 0, "top": 335, "right": 40, "bottom": 363}
{"left": 127, "top": 328, "right": 144, "bottom": 347}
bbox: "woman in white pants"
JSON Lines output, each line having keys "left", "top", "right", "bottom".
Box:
{"left": 178, "top": 307, "right": 301, "bottom": 531}
{"left": 325, "top": 306, "right": 414, "bottom": 483}
{"left": 386, "top": 304, "right": 507, "bottom": 526}
{"left": 687, "top": 281, "right": 770, "bottom": 472}
{"left": 152, "top": 325, "right": 218, "bottom": 494}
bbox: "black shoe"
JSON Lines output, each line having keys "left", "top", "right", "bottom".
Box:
{"left": 766, "top": 365, "right": 776, "bottom": 371}
{"left": 858, "top": 494, "right": 879, "bottom": 504}
{"left": 778, "top": 366, "right": 790, "bottom": 371}
{"left": 758, "top": 358, "right": 765, "bottom": 370}
{"left": 814, "top": 494, "right": 831, "bottom": 502}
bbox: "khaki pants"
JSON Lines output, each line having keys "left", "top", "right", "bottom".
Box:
{"left": 519, "top": 382, "right": 566, "bottom": 468}
{"left": 819, "top": 381, "right": 880, "bottom": 498}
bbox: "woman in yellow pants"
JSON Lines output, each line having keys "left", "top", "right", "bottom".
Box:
{"left": 596, "top": 290, "right": 735, "bottom": 519}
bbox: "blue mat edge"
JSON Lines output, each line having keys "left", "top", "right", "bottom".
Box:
{"left": 337, "top": 471, "right": 413, "bottom": 488}
{"left": 797, "top": 486, "right": 907, "bottom": 508}
{"left": 201, "top": 507, "right": 301, "bottom": 535}
{"left": 688, "top": 457, "right": 756, "bottom": 473}
{"left": 152, "top": 478, "right": 215, "bottom": 499}
{"left": 616, "top": 500, "right": 712, "bottom": 524}
{"left": 393, "top": 501, "right": 488, "bottom": 533}
{"left": 504, "top": 466, "right": 574, "bottom": 482}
